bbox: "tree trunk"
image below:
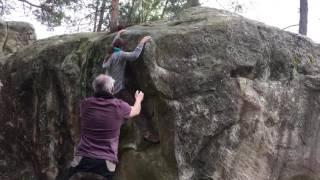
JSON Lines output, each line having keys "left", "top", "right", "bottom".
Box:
{"left": 186, "top": 0, "right": 200, "bottom": 8}
{"left": 161, "top": 0, "right": 169, "bottom": 19}
{"left": 299, "top": 0, "right": 308, "bottom": 35}
{"left": 110, "top": 0, "right": 119, "bottom": 32}
{"left": 127, "top": 0, "right": 136, "bottom": 24}
{"left": 138, "top": 0, "right": 143, "bottom": 23}
{"left": 93, "top": 0, "right": 100, "bottom": 32}
{"left": 97, "top": 0, "right": 107, "bottom": 32}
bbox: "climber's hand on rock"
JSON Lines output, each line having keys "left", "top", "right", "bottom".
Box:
{"left": 140, "top": 36, "right": 152, "bottom": 44}
{"left": 135, "top": 90, "right": 144, "bottom": 102}
{"left": 118, "top": 29, "right": 127, "bottom": 35}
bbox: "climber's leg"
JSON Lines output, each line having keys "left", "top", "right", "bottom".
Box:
{"left": 65, "top": 157, "right": 114, "bottom": 180}
{"left": 63, "top": 167, "right": 78, "bottom": 180}
{"left": 76, "top": 157, "right": 114, "bottom": 180}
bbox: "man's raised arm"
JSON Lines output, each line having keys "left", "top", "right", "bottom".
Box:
{"left": 0, "top": 80, "right": 3, "bottom": 92}
{"left": 129, "top": 90, "right": 144, "bottom": 118}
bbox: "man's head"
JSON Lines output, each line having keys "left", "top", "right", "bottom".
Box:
{"left": 92, "top": 74, "right": 115, "bottom": 94}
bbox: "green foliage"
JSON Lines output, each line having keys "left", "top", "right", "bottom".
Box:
{"left": 120, "top": 0, "right": 165, "bottom": 25}
{"left": 0, "top": 0, "right": 13, "bottom": 16}
{"left": 0, "top": 0, "right": 80, "bottom": 28}
{"left": 1, "top": 0, "right": 201, "bottom": 32}
{"left": 119, "top": 0, "right": 200, "bottom": 26}
{"left": 32, "top": 0, "right": 80, "bottom": 27}
{"left": 1, "top": 0, "right": 247, "bottom": 32}
{"left": 215, "top": 0, "right": 247, "bottom": 13}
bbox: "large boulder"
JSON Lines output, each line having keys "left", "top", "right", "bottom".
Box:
{"left": 1, "top": 7, "right": 320, "bottom": 180}
{"left": 0, "top": 21, "right": 36, "bottom": 57}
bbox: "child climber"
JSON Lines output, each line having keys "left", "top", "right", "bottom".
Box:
{"left": 102, "top": 29, "right": 159, "bottom": 143}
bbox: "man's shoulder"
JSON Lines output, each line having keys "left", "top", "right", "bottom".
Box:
{"left": 81, "top": 97, "right": 107, "bottom": 105}
{"left": 113, "top": 98, "right": 130, "bottom": 107}
{"left": 82, "top": 97, "right": 95, "bottom": 102}
{"left": 83, "top": 97, "right": 124, "bottom": 104}
{"left": 81, "top": 96, "right": 129, "bottom": 105}
{"left": 113, "top": 98, "right": 126, "bottom": 104}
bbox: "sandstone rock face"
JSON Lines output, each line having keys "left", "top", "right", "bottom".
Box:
{"left": 1, "top": 7, "right": 320, "bottom": 180}
{"left": 0, "top": 21, "right": 36, "bottom": 57}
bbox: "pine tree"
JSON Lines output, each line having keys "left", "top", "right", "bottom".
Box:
{"left": 299, "top": 0, "right": 308, "bottom": 35}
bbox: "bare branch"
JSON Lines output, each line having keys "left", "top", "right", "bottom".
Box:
{"left": 282, "top": 24, "right": 298, "bottom": 30}
{"left": 17, "top": 0, "right": 42, "bottom": 8}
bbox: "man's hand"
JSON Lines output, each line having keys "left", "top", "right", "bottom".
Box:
{"left": 135, "top": 90, "right": 144, "bottom": 102}
{"left": 140, "top": 36, "right": 152, "bottom": 44}
{"left": 0, "top": 80, "right": 3, "bottom": 92}
{"left": 129, "top": 90, "right": 144, "bottom": 118}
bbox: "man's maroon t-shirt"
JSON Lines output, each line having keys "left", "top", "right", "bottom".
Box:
{"left": 75, "top": 96, "right": 131, "bottom": 163}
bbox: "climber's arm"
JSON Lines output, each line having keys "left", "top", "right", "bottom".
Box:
{"left": 119, "top": 44, "right": 144, "bottom": 61}
{"left": 102, "top": 56, "right": 111, "bottom": 68}
{"left": 112, "top": 29, "right": 127, "bottom": 45}
{"left": 120, "top": 36, "right": 152, "bottom": 62}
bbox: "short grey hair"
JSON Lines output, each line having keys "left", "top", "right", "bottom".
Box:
{"left": 92, "top": 74, "right": 115, "bottom": 94}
